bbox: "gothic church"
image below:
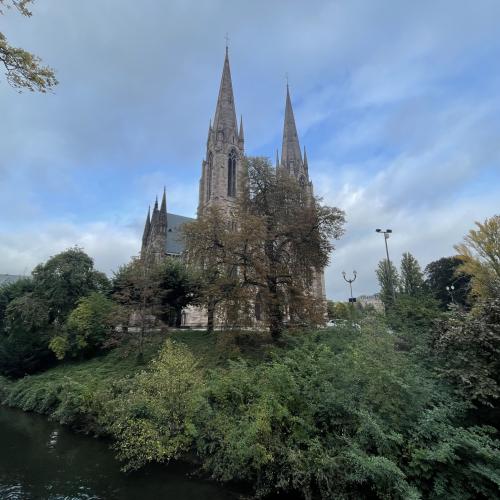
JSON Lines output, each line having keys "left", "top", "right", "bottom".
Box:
{"left": 140, "top": 48, "right": 325, "bottom": 326}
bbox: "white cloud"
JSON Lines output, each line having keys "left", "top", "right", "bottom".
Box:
{"left": 1, "top": 0, "right": 499, "bottom": 302}
{"left": 0, "top": 222, "right": 139, "bottom": 277}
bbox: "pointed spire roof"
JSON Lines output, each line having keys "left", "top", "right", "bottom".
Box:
{"left": 281, "top": 84, "right": 303, "bottom": 172}
{"left": 151, "top": 196, "right": 159, "bottom": 224}
{"left": 239, "top": 115, "right": 244, "bottom": 142}
{"left": 276, "top": 149, "right": 280, "bottom": 168}
{"left": 303, "top": 146, "right": 308, "bottom": 170}
{"left": 160, "top": 187, "right": 167, "bottom": 213}
{"left": 142, "top": 206, "right": 151, "bottom": 242}
{"left": 213, "top": 48, "right": 238, "bottom": 135}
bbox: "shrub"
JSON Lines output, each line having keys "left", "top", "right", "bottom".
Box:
{"left": 100, "top": 340, "right": 203, "bottom": 471}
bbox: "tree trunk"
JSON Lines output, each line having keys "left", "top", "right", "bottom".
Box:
{"left": 266, "top": 277, "right": 283, "bottom": 340}
{"left": 175, "top": 307, "right": 182, "bottom": 328}
{"left": 207, "top": 298, "right": 215, "bottom": 334}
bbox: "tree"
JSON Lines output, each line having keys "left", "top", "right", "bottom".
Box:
{"left": 111, "top": 258, "right": 164, "bottom": 357}
{"left": 400, "top": 252, "right": 424, "bottom": 296}
{"left": 183, "top": 206, "right": 243, "bottom": 333}
{"left": 101, "top": 340, "right": 203, "bottom": 471}
{"left": 158, "top": 258, "right": 200, "bottom": 328}
{"left": 0, "top": 248, "right": 108, "bottom": 376}
{"left": 0, "top": 292, "right": 54, "bottom": 376}
{"left": 425, "top": 256, "right": 471, "bottom": 309}
{"left": 0, "top": 0, "right": 57, "bottom": 92}
{"left": 0, "top": 276, "right": 33, "bottom": 334}
{"left": 237, "top": 158, "right": 344, "bottom": 338}
{"left": 432, "top": 298, "right": 500, "bottom": 407}
{"left": 31, "top": 247, "right": 109, "bottom": 324}
{"left": 455, "top": 215, "right": 500, "bottom": 301}
{"left": 49, "top": 292, "right": 117, "bottom": 360}
{"left": 376, "top": 259, "right": 399, "bottom": 309}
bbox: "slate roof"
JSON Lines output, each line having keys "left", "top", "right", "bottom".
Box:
{"left": 165, "top": 212, "right": 194, "bottom": 255}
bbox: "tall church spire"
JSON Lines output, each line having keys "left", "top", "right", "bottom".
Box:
{"left": 198, "top": 47, "right": 245, "bottom": 216}
{"left": 213, "top": 48, "right": 238, "bottom": 136}
{"left": 281, "top": 84, "right": 303, "bottom": 173}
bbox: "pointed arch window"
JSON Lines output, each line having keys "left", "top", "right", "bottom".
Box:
{"left": 207, "top": 152, "right": 213, "bottom": 200}
{"left": 299, "top": 175, "right": 306, "bottom": 188}
{"left": 227, "top": 149, "right": 237, "bottom": 197}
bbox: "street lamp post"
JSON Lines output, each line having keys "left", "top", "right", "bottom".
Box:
{"left": 342, "top": 270, "right": 357, "bottom": 302}
{"left": 376, "top": 228, "right": 396, "bottom": 302}
{"left": 446, "top": 284, "right": 456, "bottom": 305}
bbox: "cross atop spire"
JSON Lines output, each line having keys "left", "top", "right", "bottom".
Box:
{"left": 281, "top": 84, "right": 302, "bottom": 172}
{"left": 213, "top": 47, "right": 238, "bottom": 137}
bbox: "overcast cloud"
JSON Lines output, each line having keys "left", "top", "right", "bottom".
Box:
{"left": 1, "top": 0, "right": 499, "bottom": 299}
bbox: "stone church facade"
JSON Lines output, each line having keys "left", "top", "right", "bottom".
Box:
{"left": 140, "top": 48, "right": 326, "bottom": 327}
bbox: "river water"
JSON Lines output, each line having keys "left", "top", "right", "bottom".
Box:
{"left": 0, "top": 406, "right": 237, "bottom": 500}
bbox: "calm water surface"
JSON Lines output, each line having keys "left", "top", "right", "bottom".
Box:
{"left": 0, "top": 405, "right": 237, "bottom": 500}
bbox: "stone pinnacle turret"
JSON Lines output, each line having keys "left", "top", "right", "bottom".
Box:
{"left": 141, "top": 205, "right": 151, "bottom": 253}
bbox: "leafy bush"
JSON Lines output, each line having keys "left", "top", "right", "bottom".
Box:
{"left": 432, "top": 298, "right": 500, "bottom": 406}
{"left": 100, "top": 340, "right": 203, "bottom": 471}
{"left": 50, "top": 292, "right": 117, "bottom": 360}
{"left": 0, "top": 293, "right": 55, "bottom": 376}
{"left": 196, "top": 331, "right": 429, "bottom": 498}
{"left": 406, "top": 403, "right": 500, "bottom": 499}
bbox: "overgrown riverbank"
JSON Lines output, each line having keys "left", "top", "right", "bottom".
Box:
{"left": 1, "top": 324, "right": 499, "bottom": 499}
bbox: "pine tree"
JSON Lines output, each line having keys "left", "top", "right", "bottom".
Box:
{"left": 400, "top": 252, "right": 425, "bottom": 296}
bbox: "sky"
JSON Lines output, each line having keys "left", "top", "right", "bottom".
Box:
{"left": 1, "top": 0, "right": 499, "bottom": 300}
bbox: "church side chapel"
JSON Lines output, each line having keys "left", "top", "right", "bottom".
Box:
{"left": 140, "top": 47, "right": 326, "bottom": 327}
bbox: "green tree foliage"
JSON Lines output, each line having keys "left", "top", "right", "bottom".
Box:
{"left": 0, "top": 293, "right": 54, "bottom": 376}
{"left": 425, "top": 256, "right": 471, "bottom": 309}
{"left": 387, "top": 294, "right": 442, "bottom": 354}
{"left": 0, "top": 0, "right": 57, "bottom": 92}
{"left": 327, "top": 300, "right": 351, "bottom": 320}
{"left": 0, "top": 277, "right": 33, "bottom": 333}
{"left": 101, "top": 340, "right": 203, "bottom": 471}
{"left": 406, "top": 403, "right": 500, "bottom": 499}
{"left": 400, "top": 252, "right": 425, "bottom": 296}
{"left": 158, "top": 258, "right": 200, "bottom": 327}
{"left": 32, "top": 247, "right": 109, "bottom": 324}
{"left": 376, "top": 259, "right": 399, "bottom": 309}
{"left": 0, "top": 248, "right": 109, "bottom": 376}
{"left": 455, "top": 215, "right": 500, "bottom": 301}
{"left": 432, "top": 298, "right": 500, "bottom": 406}
{"left": 50, "top": 292, "right": 117, "bottom": 360}
{"left": 195, "top": 328, "right": 500, "bottom": 499}
{"left": 111, "top": 258, "right": 164, "bottom": 356}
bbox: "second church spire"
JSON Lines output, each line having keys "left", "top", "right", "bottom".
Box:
{"left": 280, "top": 85, "right": 304, "bottom": 176}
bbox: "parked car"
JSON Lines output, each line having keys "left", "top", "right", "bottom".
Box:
{"left": 326, "top": 319, "right": 361, "bottom": 330}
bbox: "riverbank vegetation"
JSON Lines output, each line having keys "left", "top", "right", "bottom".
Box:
{"left": 1, "top": 216, "right": 500, "bottom": 498}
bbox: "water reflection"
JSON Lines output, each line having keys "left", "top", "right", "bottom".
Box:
{"left": 0, "top": 406, "right": 236, "bottom": 500}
